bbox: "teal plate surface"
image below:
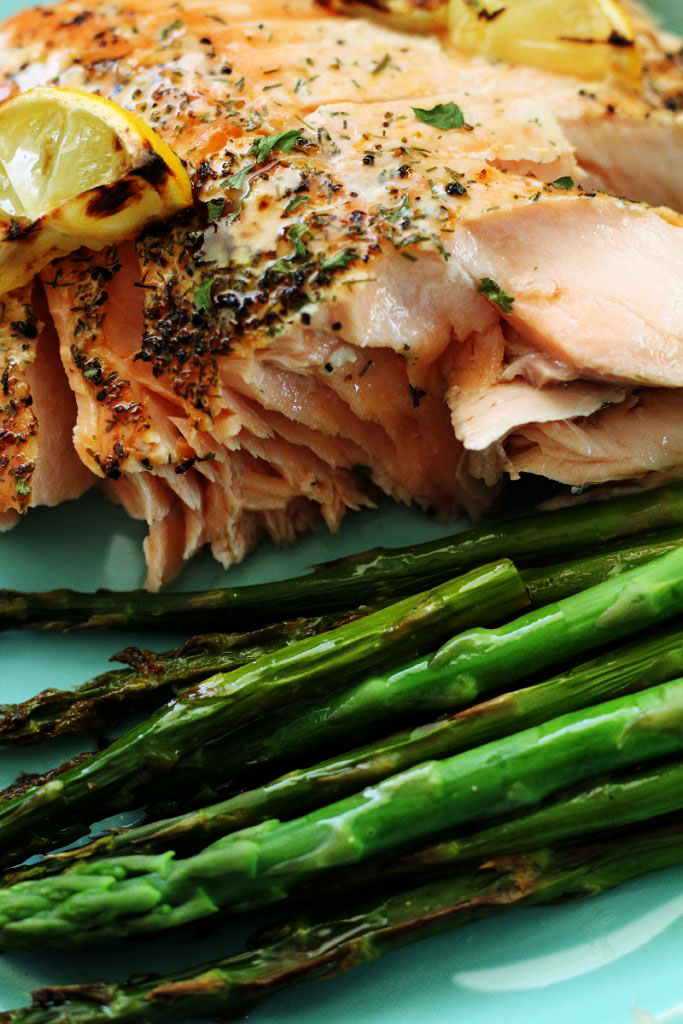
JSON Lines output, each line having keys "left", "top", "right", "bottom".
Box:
{"left": 1, "top": 0, "right": 683, "bottom": 1018}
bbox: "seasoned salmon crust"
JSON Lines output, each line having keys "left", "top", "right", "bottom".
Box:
{"left": 1, "top": 0, "right": 683, "bottom": 587}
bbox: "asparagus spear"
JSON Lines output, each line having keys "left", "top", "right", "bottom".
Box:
{"left": 5, "top": 521, "right": 680, "bottom": 749}
{"left": 417, "top": 761, "right": 683, "bottom": 866}
{"left": 5, "top": 543, "right": 683, "bottom": 865}
{"left": 9, "top": 681, "right": 683, "bottom": 884}
{"left": 5, "top": 543, "right": 683, "bottom": 866}
{"left": 523, "top": 526, "right": 683, "bottom": 606}
{"left": 12, "top": 620, "right": 681, "bottom": 876}
{"left": 3, "top": 484, "right": 683, "bottom": 632}
{"left": 2, "top": 823, "right": 682, "bottom": 1024}
{"left": 2, "top": 677, "right": 683, "bottom": 949}
{"left": 292, "top": 761, "right": 683, "bottom": 906}
{"left": 7, "top": 529, "right": 683, "bottom": 750}
{"left": 0, "top": 612, "right": 363, "bottom": 746}
{"left": 0, "top": 561, "right": 525, "bottom": 866}
{"left": 146, "top": 558, "right": 683, "bottom": 812}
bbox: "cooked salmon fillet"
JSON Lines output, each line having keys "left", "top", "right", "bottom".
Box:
{"left": 1, "top": 0, "right": 682, "bottom": 586}
{"left": 0, "top": 283, "right": 93, "bottom": 529}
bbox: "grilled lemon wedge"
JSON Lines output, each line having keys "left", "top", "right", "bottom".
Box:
{"left": 448, "top": 0, "right": 642, "bottom": 86}
{"left": 329, "top": 0, "right": 641, "bottom": 85}
{"left": 0, "top": 87, "right": 192, "bottom": 295}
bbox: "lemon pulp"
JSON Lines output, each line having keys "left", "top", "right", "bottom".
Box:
{"left": 0, "top": 87, "right": 192, "bottom": 295}
{"left": 448, "top": 0, "right": 642, "bottom": 87}
{"left": 329, "top": 0, "right": 642, "bottom": 85}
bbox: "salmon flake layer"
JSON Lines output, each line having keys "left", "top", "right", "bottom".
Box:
{"left": 1, "top": 0, "right": 683, "bottom": 587}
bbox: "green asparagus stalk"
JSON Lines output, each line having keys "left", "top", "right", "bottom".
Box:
{"left": 5, "top": 543, "right": 683, "bottom": 867}
{"left": 27, "top": 621, "right": 683, "bottom": 872}
{"left": 0, "top": 612, "right": 363, "bottom": 746}
{"left": 9, "top": 676, "right": 683, "bottom": 884}
{"left": 3, "top": 824, "right": 683, "bottom": 1024}
{"left": 0, "top": 561, "right": 526, "bottom": 866}
{"left": 7, "top": 530, "right": 683, "bottom": 750}
{"left": 363, "top": 760, "right": 683, "bottom": 890}
{"left": 523, "top": 527, "right": 683, "bottom": 606}
{"left": 144, "top": 561, "right": 683, "bottom": 811}
{"left": 6, "top": 543, "right": 683, "bottom": 865}
{"left": 3, "top": 484, "right": 683, "bottom": 632}
{"left": 2, "top": 677, "right": 683, "bottom": 949}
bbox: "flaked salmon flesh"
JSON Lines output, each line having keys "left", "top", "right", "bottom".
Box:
{"left": 1, "top": 0, "right": 683, "bottom": 586}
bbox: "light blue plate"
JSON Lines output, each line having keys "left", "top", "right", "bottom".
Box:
{"left": 1, "top": 0, "right": 683, "bottom": 1019}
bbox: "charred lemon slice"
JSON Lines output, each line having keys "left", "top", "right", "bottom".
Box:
{"left": 448, "top": 0, "right": 642, "bottom": 86}
{"left": 0, "top": 87, "right": 192, "bottom": 295}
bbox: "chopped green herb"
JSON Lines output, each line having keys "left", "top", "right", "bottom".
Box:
{"left": 287, "top": 224, "right": 310, "bottom": 261}
{"left": 551, "top": 176, "right": 575, "bottom": 190}
{"left": 160, "top": 18, "right": 182, "bottom": 39}
{"left": 343, "top": 276, "right": 377, "bottom": 289}
{"left": 268, "top": 259, "right": 294, "bottom": 276}
{"left": 194, "top": 278, "right": 215, "bottom": 315}
{"left": 371, "top": 53, "right": 392, "bottom": 76}
{"left": 15, "top": 478, "right": 31, "bottom": 497}
{"left": 321, "top": 248, "right": 357, "bottom": 272}
{"left": 396, "top": 233, "right": 430, "bottom": 249}
{"left": 224, "top": 166, "right": 252, "bottom": 190}
{"left": 249, "top": 129, "right": 302, "bottom": 163}
{"left": 412, "top": 103, "right": 465, "bottom": 131}
{"left": 478, "top": 277, "right": 515, "bottom": 314}
{"left": 206, "top": 198, "right": 225, "bottom": 223}
{"left": 82, "top": 367, "right": 99, "bottom": 379}
{"left": 284, "top": 195, "right": 311, "bottom": 214}
{"left": 387, "top": 195, "right": 411, "bottom": 222}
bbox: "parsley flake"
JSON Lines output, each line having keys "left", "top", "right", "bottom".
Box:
{"left": 249, "top": 129, "right": 302, "bottom": 163}
{"left": 412, "top": 103, "right": 465, "bottom": 131}
{"left": 224, "top": 166, "right": 252, "bottom": 190}
{"left": 371, "top": 53, "right": 392, "bottom": 76}
{"left": 478, "top": 277, "right": 515, "bottom": 313}
{"left": 551, "top": 176, "right": 575, "bottom": 191}
{"left": 206, "top": 198, "right": 225, "bottom": 223}
{"left": 387, "top": 195, "right": 411, "bottom": 223}
{"left": 287, "top": 224, "right": 310, "bottom": 261}
{"left": 321, "top": 248, "right": 357, "bottom": 272}
{"left": 160, "top": 18, "right": 182, "bottom": 39}
{"left": 194, "top": 278, "right": 215, "bottom": 315}
{"left": 15, "top": 478, "right": 31, "bottom": 497}
{"left": 284, "top": 195, "right": 311, "bottom": 214}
